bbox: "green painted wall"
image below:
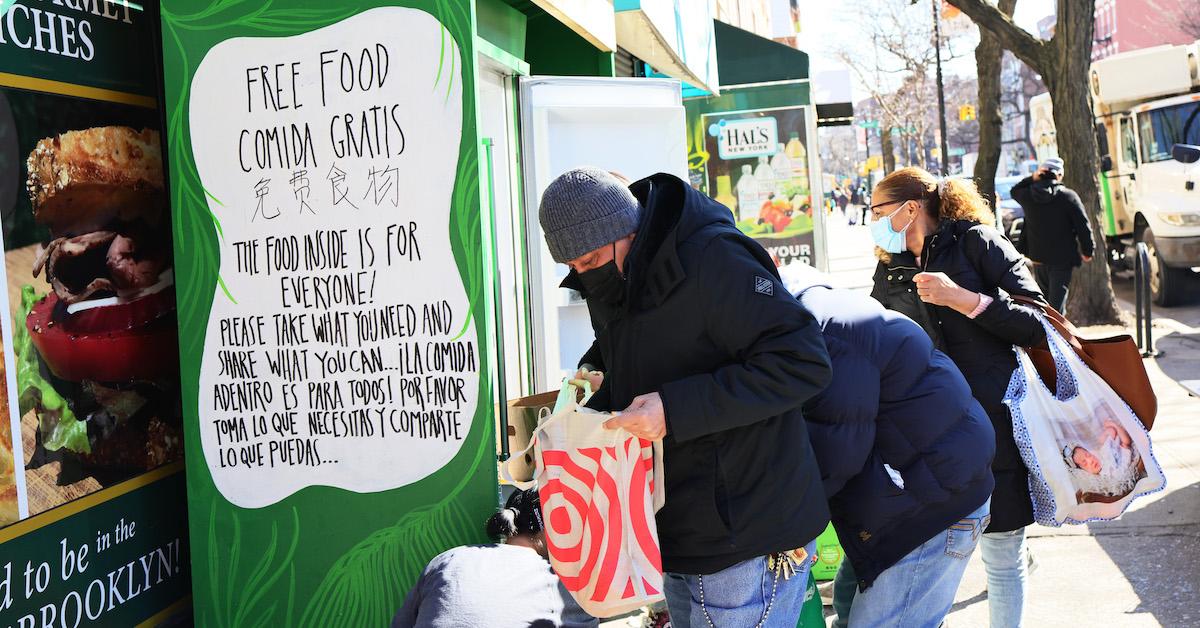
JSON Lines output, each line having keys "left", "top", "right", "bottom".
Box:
{"left": 525, "top": 11, "right": 615, "bottom": 77}
{"left": 478, "top": 0, "right": 526, "bottom": 61}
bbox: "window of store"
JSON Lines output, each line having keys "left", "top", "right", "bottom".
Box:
{"left": 1138, "top": 101, "right": 1200, "bottom": 163}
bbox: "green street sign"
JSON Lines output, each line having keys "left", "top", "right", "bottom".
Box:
{"left": 949, "top": 147, "right": 967, "bottom": 156}
{"left": 858, "top": 119, "right": 880, "bottom": 129}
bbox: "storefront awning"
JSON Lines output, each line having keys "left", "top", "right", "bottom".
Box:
{"left": 527, "top": 0, "right": 617, "bottom": 51}
{"left": 712, "top": 19, "right": 808, "bottom": 89}
{"left": 817, "top": 103, "right": 855, "bottom": 127}
{"left": 649, "top": 20, "right": 811, "bottom": 100}
{"left": 615, "top": 0, "right": 719, "bottom": 94}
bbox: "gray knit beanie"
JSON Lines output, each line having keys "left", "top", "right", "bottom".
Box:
{"left": 539, "top": 167, "right": 641, "bottom": 263}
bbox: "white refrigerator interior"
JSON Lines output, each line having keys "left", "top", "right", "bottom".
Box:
{"left": 519, "top": 76, "right": 687, "bottom": 393}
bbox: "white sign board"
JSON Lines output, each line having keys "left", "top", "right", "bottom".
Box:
{"left": 717, "top": 116, "right": 779, "bottom": 159}
{"left": 188, "top": 7, "right": 478, "bottom": 508}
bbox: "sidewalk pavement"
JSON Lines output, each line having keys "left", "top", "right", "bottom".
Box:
{"left": 826, "top": 218, "right": 1200, "bottom": 627}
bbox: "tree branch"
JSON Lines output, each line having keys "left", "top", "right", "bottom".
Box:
{"left": 946, "top": 0, "right": 1047, "bottom": 71}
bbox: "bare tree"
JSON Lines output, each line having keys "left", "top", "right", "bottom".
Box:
{"left": 821, "top": 126, "right": 859, "bottom": 181}
{"left": 972, "top": 0, "right": 1018, "bottom": 208}
{"left": 1176, "top": 2, "right": 1200, "bottom": 39}
{"left": 834, "top": 0, "right": 971, "bottom": 173}
{"left": 944, "top": 74, "right": 981, "bottom": 169}
{"left": 947, "top": 0, "right": 1122, "bottom": 325}
{"left": 999, "top": 53, "right": 1044, "bottom": 160}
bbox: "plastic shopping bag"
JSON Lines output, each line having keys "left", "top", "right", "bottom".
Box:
{"left": 1004, "top": 316, "right": 1165, "bottom": 526}
{"left": 504, "top": 379, "right": 666, "bottom": 618}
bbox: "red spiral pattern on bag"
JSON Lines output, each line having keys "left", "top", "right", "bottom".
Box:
{"left": 539, "top": 436, "right": 662, "bottom": 603}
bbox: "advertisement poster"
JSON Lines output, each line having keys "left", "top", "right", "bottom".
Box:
{"left": 700, "top": 106, "right": 815, "bottom": 266}
{"left": 0, "top": 1, "right": 191, "bottom": 626}
{"left": 160, "top": 1, "right": 495, "bottom": 625}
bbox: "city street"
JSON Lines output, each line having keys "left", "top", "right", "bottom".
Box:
{"left": 824, "top": 213, "right": 1200, "bottom": 628}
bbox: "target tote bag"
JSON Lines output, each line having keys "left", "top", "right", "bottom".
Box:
{"left": 1004, "top": 316, "right": 1165, "bottom": 527}
{"left": 504, "top": 379, "right": 666, "bottom": 618}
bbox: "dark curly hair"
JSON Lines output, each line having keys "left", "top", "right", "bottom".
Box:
{"left": 486, "top": 489, "right": 544, "bottom": 540}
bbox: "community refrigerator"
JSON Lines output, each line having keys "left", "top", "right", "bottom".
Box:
{"left": 506, "top": 76, "right": 688, "bottom": 395}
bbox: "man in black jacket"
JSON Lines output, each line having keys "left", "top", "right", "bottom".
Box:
{"left": 1011, "top": 157, "right": 1095, "bottom": 312}
{"left": 539, "top": 168, "right": 833, "bottom": 628}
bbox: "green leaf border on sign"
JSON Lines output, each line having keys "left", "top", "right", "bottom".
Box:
{"left": 159, "top": 2, "right": 494, "bottom": 626}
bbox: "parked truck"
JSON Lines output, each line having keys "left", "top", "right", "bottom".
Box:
{"left": 1028, "top": 39, "right": 1200, "bottom": 306}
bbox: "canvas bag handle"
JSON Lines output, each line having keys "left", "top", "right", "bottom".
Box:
{"left": 1010, "top": 294, "right": 1087, "bottom": 354}
{"left": 1018, "top": 313, "right": 1083, "bottom": 401}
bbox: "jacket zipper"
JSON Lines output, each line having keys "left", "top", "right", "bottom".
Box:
{"left": 920, "top": 232, "right": 947, "bottom": 344}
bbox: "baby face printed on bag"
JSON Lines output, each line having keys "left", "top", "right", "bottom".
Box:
{"left": 1059, "top": 401, "right": 1147, "bottom": 502}
{"left": 1007, "top": 314, "right": 1165, "bottom": 526}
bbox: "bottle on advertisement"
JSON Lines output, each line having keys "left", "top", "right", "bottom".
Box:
{"left": 714, "top": 175, "right": 737, "bottom": 214}
{"left": 736, "top": 165, "right": 759, "bottom": 221}
{"left": 754, "top": 156, "right": 775, "bottom": 204}
{"left": 787, "top": 132, "right": 806, "bottom": 176}
{"left": 770, "top": 143, "right": 792, "bottom": 185}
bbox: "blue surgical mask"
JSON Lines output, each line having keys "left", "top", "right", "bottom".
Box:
{"left": 870, "top": 204, "right": 914, "bottom": 254}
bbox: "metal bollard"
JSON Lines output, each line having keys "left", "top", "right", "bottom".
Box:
{"left": 1134, "top": 242, "right": 1158, "bottom": 357}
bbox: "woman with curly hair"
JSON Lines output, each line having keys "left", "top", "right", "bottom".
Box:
{"left": 867, "top": 167, "right": 1047, "bottom": 628}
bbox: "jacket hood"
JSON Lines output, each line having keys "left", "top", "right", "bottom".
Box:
{"left": 779, "top": 261, "right": 832, "bottom": 297}
{"left": 1029, "top": 180, "right": 1060, "bottom": 204}
{"left": 563, "top": 173, "right": 737, "bottom": 307}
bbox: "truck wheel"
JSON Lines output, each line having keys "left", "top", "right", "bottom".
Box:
{"left": 1139, "top": 229, "right": 1186, "bottom": 307}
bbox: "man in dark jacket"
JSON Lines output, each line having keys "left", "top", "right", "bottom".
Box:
{"left": 1011, "top": 157, "right": 1095, "bottom": 312}
{"left": 539, "top": 168, "right": 833, "bottom": 627}
{"left": 782, "top": 263, "right": 994, "bottom": 627}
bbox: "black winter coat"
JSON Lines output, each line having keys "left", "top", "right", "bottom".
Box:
{"left": 1011, "top": 177, "right": 1095, "bottom": 267}
{"left": 870, "top": 220, "right": 1047, "bottom": 532}
{"left": 789, "top": 275, "right": 994, "bottom": 588}
{"left": 567, "top": 173, "right": 833, "bottom": 575}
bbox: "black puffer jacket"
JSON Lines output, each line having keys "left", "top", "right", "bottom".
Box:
{"left": 791, "top": 274, "right": 994, "bottom": 588}
{"left": 567, "top": 173, "right": 833, "bottom": 575}
{"left": 870, "top": 219, "right": 1046, "bottom": 532}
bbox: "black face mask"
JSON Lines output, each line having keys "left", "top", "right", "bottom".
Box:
{"left": 578, "top": 244, "right": 626, "bottom": 307}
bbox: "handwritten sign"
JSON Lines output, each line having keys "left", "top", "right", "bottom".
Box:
{"left": 188, "top": 7, "right": 476, "bottom": 508}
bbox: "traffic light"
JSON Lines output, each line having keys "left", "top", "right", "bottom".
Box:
{"left": 959, "top": 104, "right": 977, "bottom": 121}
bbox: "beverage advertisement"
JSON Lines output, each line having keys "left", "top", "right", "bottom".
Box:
{"left": 0, "top": 1, "right": 191, "bottom": 626}
{"left": 159, "top": 1, "right": 496, "bottom": 625}
{"left": 700, "top": 106, "right": 815, "bottom": 266}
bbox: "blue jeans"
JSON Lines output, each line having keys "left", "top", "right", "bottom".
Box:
{"left": 831, "top": 500, "right": 990, "bottom": 628}
{"left": 980, "top": 527, "right": 1028, "bottom": 628}
{"left": 663, "top": 542, "right": 815, "bottom": 628}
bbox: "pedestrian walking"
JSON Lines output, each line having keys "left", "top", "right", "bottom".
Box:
{"left": 392, "top": 489, "right": 598, "bottom": 628}
{"left": 868, "top": 167, "right": 1048, "bottom": 628}
{"left": 860, "top": 186, "right": 871, "bottom": 227}
{"left": 538, "top": 167, "right": 833, "bottom": 627}
{"left": 1011, "top": 157, "right": 1095, "bottom": 313}
{"left": 781, "top": 263, "right": 995, "bottom": 628}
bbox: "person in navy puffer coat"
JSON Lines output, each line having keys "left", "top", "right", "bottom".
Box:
{"left": 781, "top": 263, "right": 995, "bottom": 628}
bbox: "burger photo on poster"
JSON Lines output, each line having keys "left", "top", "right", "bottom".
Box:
{"left": 17, "top": 126, "right": 182, "bottom": 486}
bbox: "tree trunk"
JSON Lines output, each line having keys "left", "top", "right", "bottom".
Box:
{"left": 946, "top": 0, "right": 1123, "bottom": 325}
{"left": 973, "top": 0, "right": 1018, "bottom": 208}
{"left": 882, "top": 127, "right": 897, "bottom": 173}
{"left": 1046, "top": 1, "right": 1123, "bottom": 325}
